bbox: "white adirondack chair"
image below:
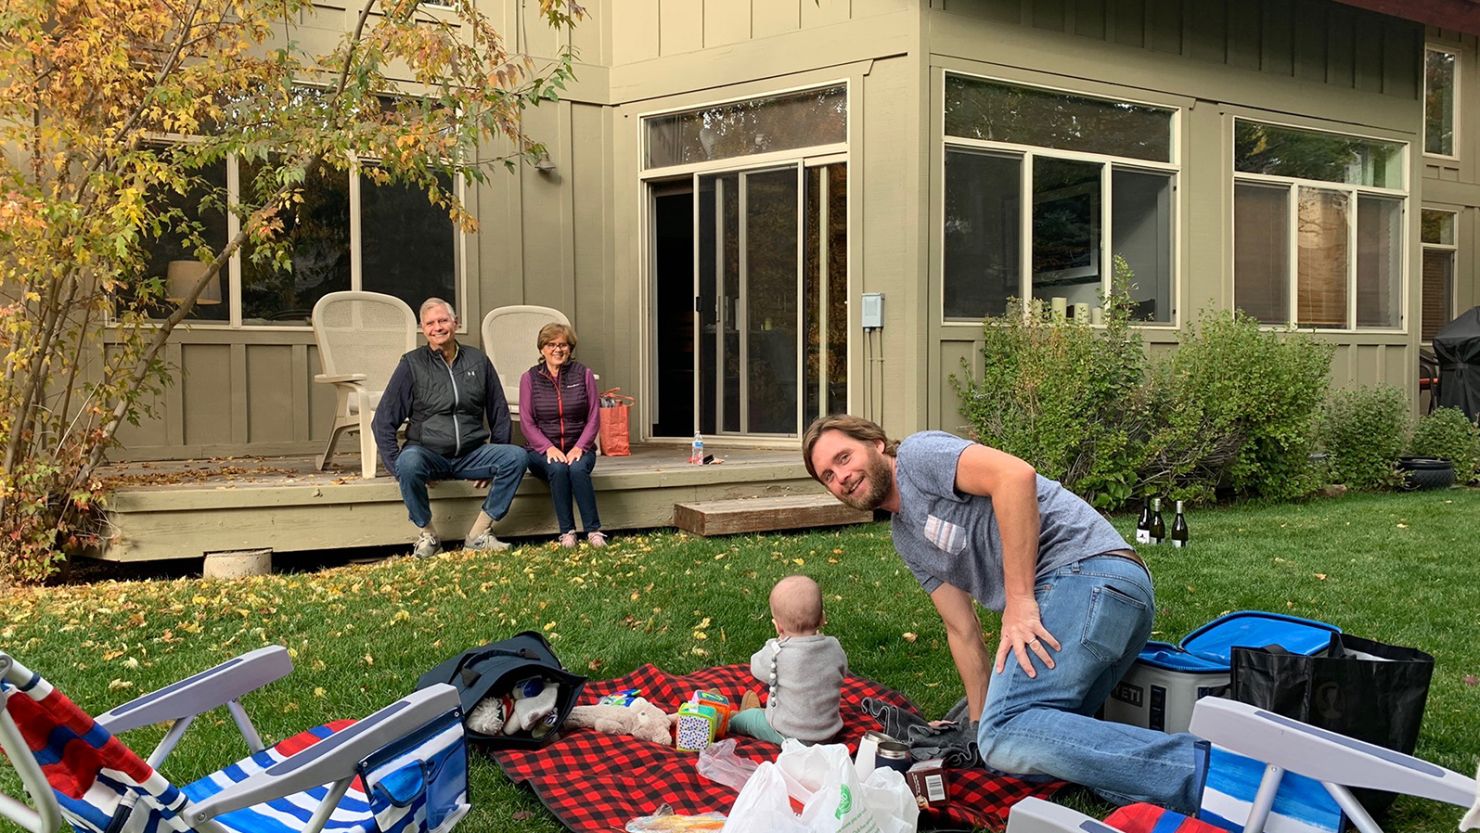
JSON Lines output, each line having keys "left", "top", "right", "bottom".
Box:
{"left": 480, "top": 305, "right": 571, "bottom": 420}
{"left": 311, "top": 291, "right": 416, "bottom": 479}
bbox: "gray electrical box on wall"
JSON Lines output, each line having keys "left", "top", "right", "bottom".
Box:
{"left": 861, "top": 292, "right": 884, "bottom": 329}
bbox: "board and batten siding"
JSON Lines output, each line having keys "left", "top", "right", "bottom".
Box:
{"left": 926, "top": 0, "right": 1427, "bottom": 432}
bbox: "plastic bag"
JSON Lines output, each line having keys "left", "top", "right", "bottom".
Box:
{"left": 722, "top": 741, "right": 918, "bottom": 833}
{"left": 697, "top": 738, "right": 759, "bottom": 792}
{"left": 625, "top": 803, "right": 728, "bottom": 831}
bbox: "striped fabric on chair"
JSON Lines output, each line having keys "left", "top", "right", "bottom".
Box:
{"left": 1, "top": 657, "right": 466, "bottom": 833}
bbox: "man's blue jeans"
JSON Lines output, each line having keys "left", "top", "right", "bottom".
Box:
{"left": 394, "top": 443, "right": 527, "bottom": 530}
{"left": 977, "top": 554, "right": 1208, "bottom": 813}
{"left": 525, "top": 450, "right": 601, "bottom": 534}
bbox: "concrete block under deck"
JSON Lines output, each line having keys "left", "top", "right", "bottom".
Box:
{"left": 98, "top": 445, "right": 832, "bottom": 562}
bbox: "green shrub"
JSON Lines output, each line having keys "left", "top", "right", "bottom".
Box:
{"left": 1321, "top": 386, "right": 1408, "bottom": 490}
{"left": 952, "top": 259, "right": 1146, "bottom": 510}
{"left": 1409, "top": 407, "right": 1480, "bottom": 483}
{"left": 1143, "top": 311, "right": 1333, "bottom": 502}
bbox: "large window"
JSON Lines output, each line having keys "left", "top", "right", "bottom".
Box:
{"left": 137, "top": 154, "right": 460, "bottom": 327}
{"left": 644, "top": 85, "right": 847, "bottom": 169}
{"left": 1425, "top": 47, "right": 1459, "bottom": 158}
{"left": 943, "top": 74, "right": 1176, "bottom": 323}
{"left": 1232, "top": 120, "right": 1406, "bottom": 331}
{"left": 1421, "top": 209, "right": 1457, "bottom": 342}
{"left": 135, "top": 152, "right": 230, "bottom": 322}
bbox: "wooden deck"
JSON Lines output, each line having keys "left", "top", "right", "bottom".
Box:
{"left": 97, "top": 444, "right": 835, "bottom": 562}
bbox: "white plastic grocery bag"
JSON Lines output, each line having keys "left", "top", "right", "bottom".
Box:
{"left": 722, "top": 741, "right": 917, "bottom": 833}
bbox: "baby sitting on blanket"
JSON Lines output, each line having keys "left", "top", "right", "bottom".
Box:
{"left": 729, "top": 575, "right": 849, "bottom": 744}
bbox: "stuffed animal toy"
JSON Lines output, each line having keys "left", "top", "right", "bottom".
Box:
{"left": 466, "top": 677, "right": 561, "bottom": 738}
{"left": 566, "top": 699, "right": 673, "bottom": 746}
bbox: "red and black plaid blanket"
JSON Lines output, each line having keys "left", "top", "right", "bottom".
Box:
{"left": 491, "top": 663, "right": 1063, "bottom": 831}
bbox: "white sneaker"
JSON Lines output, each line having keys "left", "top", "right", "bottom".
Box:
{"left": 465, "top": 532, "right": 512, "bottom": 552}
{"left": 412, "top": 529, "right": 440, "bottom": 559}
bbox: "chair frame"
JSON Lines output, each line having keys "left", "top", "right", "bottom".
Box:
{"left": 1006, "top": 697, "right": 1479, "bottom": 833}
{"left": 479, "top": 305, "right": 570, "bottom": 422}
{"left": 311, "top": 291, "right": 417, "bottom": 479}
{"left": 0, "top": 647, "right": 461, "bottom": 833}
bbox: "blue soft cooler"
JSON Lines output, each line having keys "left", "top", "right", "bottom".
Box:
{"left": 1103, "top": 611, "right": 1339, "bottom": 733}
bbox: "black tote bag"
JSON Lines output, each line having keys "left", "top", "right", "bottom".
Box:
{"left": 1230, "top": 633, "right": 1434, "bottom": 819}
{"left": 416, "top": 631, "right": 587, "bottom": 748}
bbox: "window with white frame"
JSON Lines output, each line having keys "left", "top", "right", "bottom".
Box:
{"left": 1421, "top": 209, "right": 1457, "bottom": 341}
{"left": 1232, "top": 120, "right": 1406, "bottom": 331}
{"left": 137, "top": 152, "right": 459, "bottom": 326}
{"left": 942, "top": 74, "right": 1177, "bottom": 323}
{"left": 1425, "top": 47, "right": 1459, "bottom": 158}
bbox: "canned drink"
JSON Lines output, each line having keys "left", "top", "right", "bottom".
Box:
{"left": 875, "top": 740, "right": 912, "bottom": 773}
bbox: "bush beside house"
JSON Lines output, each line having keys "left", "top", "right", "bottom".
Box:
{"left": 955, "top": 288, "right": 1334, "bottom": 509}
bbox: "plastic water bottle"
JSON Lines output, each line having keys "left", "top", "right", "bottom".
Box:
{"left": 689, "top": 431, "right": 704, "bottom": 464}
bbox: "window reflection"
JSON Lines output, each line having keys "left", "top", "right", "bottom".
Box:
{"left": 645, "top": 86, "right": 846, "bottom": 169}
{"left": 945, "top": 75, "right": 1173, "bottom": 163}
{"left": 1234, "top": 122, "right": 1404, "bottom": 189}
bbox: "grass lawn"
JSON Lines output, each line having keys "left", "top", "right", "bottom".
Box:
{"left": 2, "top": 489, "right": 1478, "bottom": 832}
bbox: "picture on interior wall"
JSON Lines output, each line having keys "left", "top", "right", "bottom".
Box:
{"left": 1031, "top": 180, "right": 1100, "bottom": 287}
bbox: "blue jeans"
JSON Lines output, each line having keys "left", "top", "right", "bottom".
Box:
{"left": 525, "top": 450, "right": 601, "bottom": 534}
{"left": 977, "top": 555, "right": 1208, "bottom": 813}
{"left": 394, "top": 443, "right": 527, "bottom": 530}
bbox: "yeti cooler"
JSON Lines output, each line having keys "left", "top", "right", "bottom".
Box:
{"left": 1103, "top": 611, "right": 1339, "bottom": 733}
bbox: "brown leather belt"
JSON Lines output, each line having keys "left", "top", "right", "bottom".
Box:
{"left": 1101, "top": 548, "right": 1148, "bottom": 572}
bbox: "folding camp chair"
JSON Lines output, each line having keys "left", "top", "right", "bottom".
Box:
{"left": 0, "top": 646, "right": 470, "bottom": 833}
{"left": 1004, "top": 697, "right": 1479, "bottom": 833}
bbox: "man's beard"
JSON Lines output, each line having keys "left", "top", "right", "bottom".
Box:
{"left": 838, "top": 450, "right": 890, "bottom": 511}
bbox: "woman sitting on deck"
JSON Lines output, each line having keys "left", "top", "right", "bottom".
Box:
{"left": 520, "top": 322, "right": 607, "bottom": 548}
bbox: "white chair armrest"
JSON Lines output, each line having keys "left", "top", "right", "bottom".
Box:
{"left": 1007, "top": 797, "right": 1127, "bottom": 833}
{"left": 96, "top": 646, "right": 292, "bottom": 734}
{"left": 185, "top": 685, "right": 461, "bottom": 825}
{"left": 1189, "top": 697, "right": 1476, "bottom": 808}
{"left": 314, "top": 373, "right": 368, "bottom": 385}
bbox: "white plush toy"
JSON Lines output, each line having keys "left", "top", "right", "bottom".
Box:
{"left": 466, "top": 677, "right": 561, "bottom": 738}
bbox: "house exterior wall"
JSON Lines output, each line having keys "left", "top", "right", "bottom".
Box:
{"left": 926, "top": 0, "right": 1426, "bottom": 432}
{"left": 1422, "top": 31, "right": 1480, "bottom": 327}
{"left": 112, "top": 0, "right": 1453, "bottom": 460}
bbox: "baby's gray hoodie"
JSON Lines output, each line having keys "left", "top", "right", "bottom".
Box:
{"left": 750, "top": 634, "right": 849, "bottom": 742}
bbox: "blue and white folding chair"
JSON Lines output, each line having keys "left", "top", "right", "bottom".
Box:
{"left": 1007, "top": 696, "right": 1478, "bottom": 833}
{"left": 1189, "top": 697, "right": 1476, "bottom": 833}
{"left": 0, "top": 646, "right": 469, "bottom": 833}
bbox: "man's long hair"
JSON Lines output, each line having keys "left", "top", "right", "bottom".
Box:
{"left": 801, "top": 415, "right": 899, "bottom": 481}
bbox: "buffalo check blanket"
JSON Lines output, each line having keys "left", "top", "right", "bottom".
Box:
{"left": 490, "top": 663, "right": 1063, "bottom": 831}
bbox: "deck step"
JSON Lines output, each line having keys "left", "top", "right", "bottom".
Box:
{"left": 673, "top": 494, "right": 873, "bottom": 536}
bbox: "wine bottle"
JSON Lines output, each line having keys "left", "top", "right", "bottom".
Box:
{"left": 1135, "top": 498, "right": 1151, "bottom": 545}
{"left": 1149, "top": 497, "right": 1166, "bottom": 545}
{"left": 1171, "top": 500, "right": 1189, "bottom": 548}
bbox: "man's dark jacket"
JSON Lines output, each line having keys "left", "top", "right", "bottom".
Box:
{"left": 372, "top": 343, "right": 510, "bottom": 476}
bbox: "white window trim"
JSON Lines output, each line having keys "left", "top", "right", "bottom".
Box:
{"left": 1420, "top": 207, "right": 1459, "bottom": 344}
{"left": 1229, "top": 118, "right": 1410, "bottom": 335}
{"left": 1424, "top": 45, "right": 1462, "bottom": 162}
{"left": 636, "top": 78, "right": 855, "bottom": 436}
{"left": 114, "top": 150, "right": 468, "bottom": 332}
{"left": 938, "top": 69, "right": 1183, "bottom": 329}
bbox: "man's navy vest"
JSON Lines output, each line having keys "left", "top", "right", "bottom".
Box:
{"left": 404, "top": 344, "right": 491, "bottom": 458}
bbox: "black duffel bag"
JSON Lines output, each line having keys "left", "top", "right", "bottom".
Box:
{"left": 416, "top": 631, "right": 587, "bottom": 748}
{"left": 1230, "top": 632, "right": 1434, "bottom": 820}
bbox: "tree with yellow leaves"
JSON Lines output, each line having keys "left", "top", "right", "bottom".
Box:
{"left": 0, "top": 0, "right": 582, "bottom": 580}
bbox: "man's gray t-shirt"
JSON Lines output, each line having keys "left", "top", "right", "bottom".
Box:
{"left": 891, "top": 431, "right": 1130, "bottom": 612}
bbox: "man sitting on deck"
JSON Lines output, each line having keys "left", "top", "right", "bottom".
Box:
{"left": 372, "top": 297, "right": 526, "bottom": 558}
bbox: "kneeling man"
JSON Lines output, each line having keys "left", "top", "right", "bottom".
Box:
{"left": 804, "top": 415, "right": 1207, "bottom": 812}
